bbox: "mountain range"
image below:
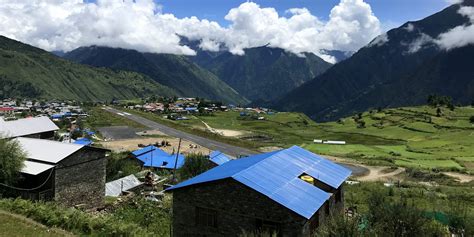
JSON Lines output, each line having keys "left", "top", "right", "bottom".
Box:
{"left": 273, "top": 0, "right": 474, "bottom": 121}
{"left": 64, "top": 46, "right": 248, "bottom": 104}
{"left": 189, "top": 46, "right": 333, "bottom": 102}
{"left": 0, "top": 36, "right": 175, "bottom": 101}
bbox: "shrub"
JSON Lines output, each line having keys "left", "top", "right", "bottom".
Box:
{"left": 0, "top": 138, "right": 27, "bottom": 184}
{"left": 0, "top": 198, "right": 152, "bottom": 236}
{"left": 178, "top": 153, "right": 211, "bottom": 180}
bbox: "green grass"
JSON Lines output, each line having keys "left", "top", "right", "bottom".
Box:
{"left": 0, "top": 211, "right": 71, "bottom": 237}
{"left": 117, "top": 105, "right": 474, "bottom": 172}
{"left": 84, "top": 107, "right": 146, "bottom": 130}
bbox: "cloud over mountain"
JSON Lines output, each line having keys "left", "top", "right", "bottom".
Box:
{"left": 0, "top": 0, "right": 382, "bottom": 62}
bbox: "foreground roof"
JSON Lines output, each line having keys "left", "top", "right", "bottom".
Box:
{"left": 209, "top": 150, "right": 232, "bottom": 165}
{"left": 21, "top": 160, "right": 55, "bottom": 175}
{"left": 167, "top": 146, "right": 351, "bottom": 219}
{"left": 0, "top": 116, "right": 59, "bottom": 138}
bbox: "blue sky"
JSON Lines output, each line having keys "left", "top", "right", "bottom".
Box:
{"left": 156, "top": 0, "right": 450, "bottom": 29}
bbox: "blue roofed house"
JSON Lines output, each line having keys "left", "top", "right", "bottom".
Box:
{"left": 166, "top": 146, "right": 351, "bottom": 237}
{"left": 132, "top": 146, "right": 185, "bottom": 170}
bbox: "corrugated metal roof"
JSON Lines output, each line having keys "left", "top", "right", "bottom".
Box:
{"left": 74, "top": 138, "right": 92, "bottom": 146}
{"left": 16, "top": 137, "right": 84, "bottom": 164}
{"left": 132, "top": 145, "right": 168, "bottom": 157}
{"left": 167, "top": 146, "right": 351, "bottom": 219}
{"left": 132, "top": 146, "right": 185, "bottom": 169}
{"left": 105, "top": 174, "right": 142, "bottom": 197}
{"left": 21, "top": 161, "right": 54, "bottom": 175}
{"left": 209, "top": 150, "right": 231, "bottom": 165}
{"left": 0, "top": 116, "right": 59, "bottom": 138}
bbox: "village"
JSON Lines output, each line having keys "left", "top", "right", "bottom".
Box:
{"left": 0, "top": 97, "right": 358, "bottom": 236}
{"left": 0, "top": 97, "right": 472, "bottom": 236}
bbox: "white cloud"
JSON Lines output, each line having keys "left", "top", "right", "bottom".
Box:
{"left": 367, "top": 33, "right": 389, "bottom": 47}
{"left": 436, "top": 6, "right": 474, "bottom": 50}
{"left": 407, "top": 33, "right": 433, "bottom": 53}
{"left": 0, "top": 0, "right": 382, "bottom": 61}
{"left": 404, "top": 23, "right": 415, "bottom": 32}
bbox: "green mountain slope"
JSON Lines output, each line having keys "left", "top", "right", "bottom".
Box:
{"left": 64, "top": 47, "right": 249, "bottom": 105}
{"left": 0, "top": 36, "right": 176, "bottom": 101}
{"left": 274, "top": 1, "right": 474, "bottom": 121}
{"left": 190, "top": 46, "right": 333, "bottom": 102}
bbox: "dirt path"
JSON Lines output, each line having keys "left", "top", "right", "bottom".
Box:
{"left": 322, "top": 155, "right": 405, "bottom": 182}
{"left": 357, "top": 166, "right": 406, "bottom": 182}
{"left": 443, "top": 172, "right": 474, "bottom": 183}
{"left": 200, "top": 121, "right": 245, "bottom": 137}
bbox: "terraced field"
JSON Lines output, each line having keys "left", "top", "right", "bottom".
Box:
{"left": 120, "top": 105, "right": 474, "bottom": 173}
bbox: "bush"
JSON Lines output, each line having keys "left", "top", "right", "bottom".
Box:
{"left": 0, "top": 198, "right": 151, "bottom": 236}
{"left": 0, "top": 138, "right": 27, "bottom": 184}
{"left": 106, "top": 152, "right": 141, "bottom": 182}
{"left": 178, "top": 153, "right": 211, "bottom": 180}
{"left": 469, "top": 116, "right": 474, "bottom": 124}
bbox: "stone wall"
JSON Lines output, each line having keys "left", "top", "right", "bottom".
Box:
{"left": 173, "top": 179, "right": 311, "bottom": 237}
{"left": 54, "top": 147, "right": 106, "bottom": 209}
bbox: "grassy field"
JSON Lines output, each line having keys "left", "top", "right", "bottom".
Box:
{"left": 120, "top": 105, "right": 474, "bottom": 173}
{"left": 83, "top": 107, "right": 146, "bottom": 130}
{"left": 0, "top": 211, "right": 71, "bottom": 237}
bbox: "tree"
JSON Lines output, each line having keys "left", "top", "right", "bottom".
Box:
{"left": 470, "top": 116, "right": 474, "bottom": 124}
{"left": 178, "top": 153, "right": 211, "bottom": 180}
{"left": 0, "top": 138, "right": 27, "bottom": 184}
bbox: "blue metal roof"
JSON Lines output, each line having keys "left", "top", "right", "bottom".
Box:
{"left": 73, "top": 138, "right": 92, "bottom": 146}
{"left": 209, "top": 151, "right": 231, "bottom": 165}
{"left": 132, "top": 146, "right": 185, "bottom": 169}
{"left": 132, "top": 145, "right": 168, "bottom": 157}
{"left": 167, "top": 146, "right": 351, "bottom": 219}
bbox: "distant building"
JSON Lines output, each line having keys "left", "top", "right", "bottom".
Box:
{"left": 132, "top": 146, "right": 185, "bottom": 170}
{"left": 167, "top": 146, "right": 351, "bottom": 237}
{"left": 0, "top": 116, "right": 59, "bottom": 139}
{"left": 3, "top": 138, "right": 108, "bottom": 209}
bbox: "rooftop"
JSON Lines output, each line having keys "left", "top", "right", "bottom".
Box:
{"left": 167, "top": 146, "right": 351, "bottom": 219}
{"left": 0, "top": 116, "right": 59, "bottom": 138}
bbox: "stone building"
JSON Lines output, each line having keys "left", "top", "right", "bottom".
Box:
{"left": 167, "top": 146, "right": 351, "bottom": 237}
{"left": 9, "top": 137, "right": 107, "bottom": 209}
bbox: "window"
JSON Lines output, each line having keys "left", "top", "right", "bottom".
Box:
{"left": 256, "top": 219, "right": 281, "bottom": 236}
{"left": 196, "top": 207, "right": 218, "bottom": 228}
{"left": 335, "top": 189, "right": 342, "bottom": 203}
{"left": 325, "top": 202, "right": 330, "bottom": 216}
{"left": 310, "top": 213, "right": 320, "bottom": 235}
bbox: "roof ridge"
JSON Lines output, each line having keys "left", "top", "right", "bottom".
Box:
{"left": 230, "top": 149, "right": 284, "bottom": 179}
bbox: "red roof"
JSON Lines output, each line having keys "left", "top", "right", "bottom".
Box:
{"left": 0, "top": 107, "right": 14, "bottom": 112}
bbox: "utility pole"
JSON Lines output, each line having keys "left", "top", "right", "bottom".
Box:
{"left": 171, "top": 138, "right": 182, "bottom": 184}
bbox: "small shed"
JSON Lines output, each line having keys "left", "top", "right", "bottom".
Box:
{"left": 167, "top": 146, "right": 351, "bottom": 236}
{"left": 4, "top": 138, "right": 108, "bottom": 209}
{"left": 105, "top": 175, "right": 143, "bottom": 197}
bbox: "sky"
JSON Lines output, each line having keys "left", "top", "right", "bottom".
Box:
{"left": 157, "top": 0, "right": 450, "bottom": 30}
{"left": 0, "top": 0, "right": 470, "bottom": 63}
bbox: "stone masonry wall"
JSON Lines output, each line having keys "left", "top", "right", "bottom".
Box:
{"left": 172, "top": 179, "right": 310, "bottom": 237}
{"left": 54, "top": 148, "right": 106, "bottom": 209}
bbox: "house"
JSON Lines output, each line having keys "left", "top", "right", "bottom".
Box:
{"left": 208, "top": 150, "right": 231, "bottom": 166}
{"left": 166, "top": 146, "right": 351, "bottom": 237}
{"left": 132, "top": 146, "right": 185, "bottom": 170}
{"left": 5, "top": 138, "right": 108, "bottom": 208}
{"left": 0, "top": 116, "right": 59, "bottom": 139}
